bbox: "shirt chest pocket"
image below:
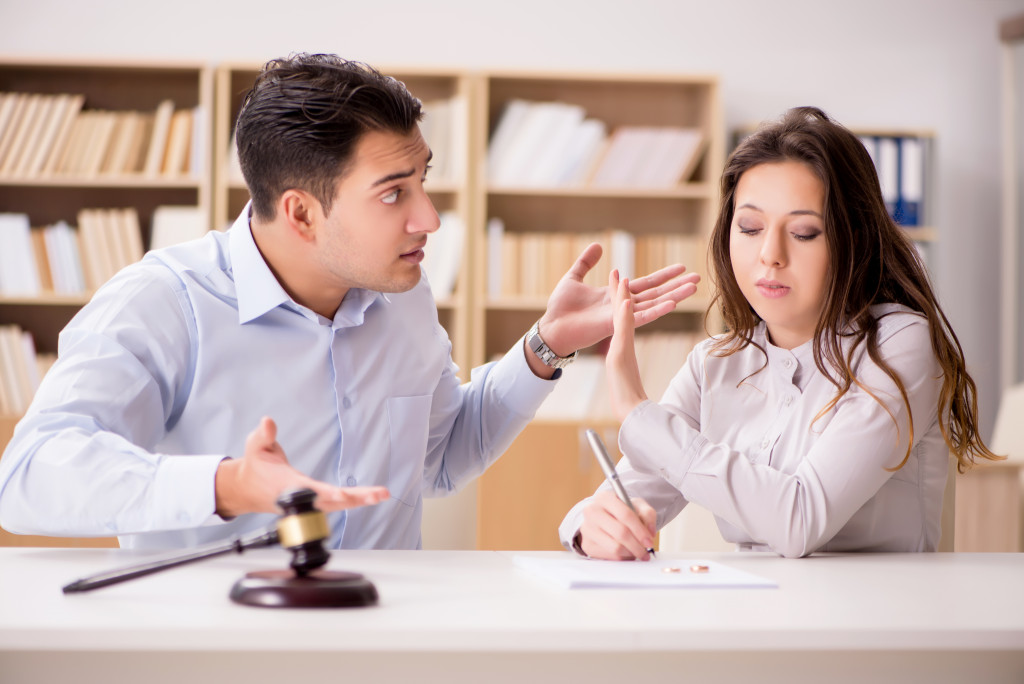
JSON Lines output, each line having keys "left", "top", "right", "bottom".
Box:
{"left": 386, "top": 395, "right": 433, "bottom": 507}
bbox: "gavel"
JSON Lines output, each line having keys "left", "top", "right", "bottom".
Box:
{"left": 61, "top": 488, "right": 377, "bottom": 608}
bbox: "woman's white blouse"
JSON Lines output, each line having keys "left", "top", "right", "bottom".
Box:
{"left": 559, "top": 303, "right": 949, "bottom": 558}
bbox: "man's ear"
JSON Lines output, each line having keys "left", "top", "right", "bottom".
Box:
{"left": 277, "top": 189, "right": 321, "bottom": 242}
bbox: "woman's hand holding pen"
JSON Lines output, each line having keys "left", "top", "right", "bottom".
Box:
{"left": 605, "top": 269, "right": 651, "bottom": 421}
{"left": 214, "top": 416, "right": 390, "bottom": 518}
{"left": 579, "top": 490, "right": 658, "bottom": 561}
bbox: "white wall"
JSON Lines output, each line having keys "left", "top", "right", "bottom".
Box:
{"left": 3, "top": 0, "right": 1022, "bottom": 546}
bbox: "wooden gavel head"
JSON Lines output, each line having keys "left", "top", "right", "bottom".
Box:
{"left": 275, "top": 488, "right": 331, "bottom": 576}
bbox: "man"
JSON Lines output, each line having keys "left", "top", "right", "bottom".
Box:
{"left": 0, "top": 54, "right": 698, "bottom": 550}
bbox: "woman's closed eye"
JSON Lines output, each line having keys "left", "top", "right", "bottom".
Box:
{"left": 792, "top": 229, "right": 822, "bottom": 241}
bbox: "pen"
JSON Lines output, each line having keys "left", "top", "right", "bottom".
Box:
{"left": 584, "top": 429, "right": 656, "bottom": 558}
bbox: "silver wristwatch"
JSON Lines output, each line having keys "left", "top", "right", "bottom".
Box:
{"left": 526, "top": 320, "right": 578, "bottom": 369}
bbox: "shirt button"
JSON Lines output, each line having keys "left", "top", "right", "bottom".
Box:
{"left": 783, "top": 359, "right": 793, "bottom": 369}
{"left": 761, "top": 437, "right": 770, "bottom": 449}
{"left": 784, "top": 395, "right": 793, "bottom": 406}
{"left": 346, "top": 476, "right": 357, "bottom": 486}
{"left": 342, "top": 396, "right": 352, "bottom": 409}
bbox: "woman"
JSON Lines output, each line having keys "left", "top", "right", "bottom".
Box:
{"left": 559, "top": 106, "right": 1000, "bottom": 559}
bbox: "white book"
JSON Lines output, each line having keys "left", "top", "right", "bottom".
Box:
{"left": 489, "top": 101, "right": 565, "bottom": 187}
{"left": 555, "top": 118, "right": 607, "bottom": 186}
{"left": 61, "top": 222, "right": 87, "bottom": 292}
{"left": 43, "top": 222, "right": 69, "bottom": 293}
{"left": 0, "top": 213, "right": 40, "bottom": 296}
{"left": 150, "top": 205, "right": 208, "bottom": 251}
{"left": 189, "top": 104, "right": 205, "bottom": 178}
{"left": 520, "top": 102, "right": 586, "bottom": 187}
{"left": 899, "top": 137, "right": 924, "bottom": 226}
{"left": 420, "top": 210, "right": 464, "bottom": 300}
{"left": 642, "top": 128, "right": 705, "bottom": 187}
{"left": 445, "top": 95, "right": 468, "bottom": 184}
{"left": 621, "top": 127, "right": 666, "bottom": 188}
{"left": 876, "top": 137, "right": 899, "bottom": 217}
{"left": 589, "top": 127, "right": 650, "bottom": 188}
{"left": 486, "top": 217, "right": 505, "bottom": 298}
{"left": 485, "top": 99, "right": 532, "bottom": 184}
{"left": 420, "top": 98, "right": 450, "bottom": 182}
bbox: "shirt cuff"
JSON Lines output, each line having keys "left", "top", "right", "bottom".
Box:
{"left": 150, "top": 454, "right": 229, "bottom": 529}
{"left": 558, "top": 500, "right": 589, "bottom": 556}
{"left": 483, "top": 334, "right": 560, "bottom": 417}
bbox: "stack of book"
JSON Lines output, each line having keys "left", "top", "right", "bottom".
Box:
{"left": 0, "top": 324, "right": 55, "bottom": 416}
{"left": 859, "top": 135, "right": 927, "bottom": 228}
{"left": 486, "top": 99, "right": 706, "bottom": 189}
{"left": 0, "top": 208, "right": 146, "bottom": 297}
{"left": 0, "top": 93, "right": 203, "bottom": 179}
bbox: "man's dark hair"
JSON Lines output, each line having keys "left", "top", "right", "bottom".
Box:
{"left": 235, "top": 54, "right": 423, "bottom": 221}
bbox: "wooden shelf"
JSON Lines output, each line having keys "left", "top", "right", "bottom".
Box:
{"left": 0, "top": 293, "right": 92, "bottom": 306}
{"left": 473, "top": 71, "right": 724, "bottom": 550}
{"left": 486, "top": 183, "right": 714, "bottom": 199}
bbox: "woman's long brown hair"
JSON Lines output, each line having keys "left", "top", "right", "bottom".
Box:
{"left": 706, "top": 107, "right": 1000, "bottom": 472}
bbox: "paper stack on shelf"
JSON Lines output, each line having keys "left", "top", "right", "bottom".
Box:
{"left": 487, "top": 99, "right": 607, "bottom": 188}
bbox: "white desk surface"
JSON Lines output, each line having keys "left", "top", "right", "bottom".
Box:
{"left": 1, "top": 548, "right": 1022, "bottom": 684}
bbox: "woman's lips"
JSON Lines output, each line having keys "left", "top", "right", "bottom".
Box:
{"left": 756, "top": 278, "right": 790, "bottom": 299}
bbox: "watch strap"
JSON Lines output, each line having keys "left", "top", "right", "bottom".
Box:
{"left": 526, "top": 320, "right": 578, "bottom": 369}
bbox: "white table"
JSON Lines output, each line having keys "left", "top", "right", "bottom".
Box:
{"left": 1, "top": 548, "right": 1022, "bottom": 683}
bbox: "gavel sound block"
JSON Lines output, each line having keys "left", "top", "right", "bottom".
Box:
{"left": 229, "top": 488, "right": 378, "bottom": 608}
{"left": 61, "top": 488, "right": 378, "bottom": 608}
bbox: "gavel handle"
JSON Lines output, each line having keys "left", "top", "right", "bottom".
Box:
{"left": 61, "top": 529, "right": 280, "bottom": 594}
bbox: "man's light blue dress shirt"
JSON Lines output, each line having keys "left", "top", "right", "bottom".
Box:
{"left": 0, "top": 206, "right": 555, "bottom": 549}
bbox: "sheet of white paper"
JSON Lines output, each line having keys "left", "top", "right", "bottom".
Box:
{"left": 512, "top": 555, "right": 777, "bottom": 589}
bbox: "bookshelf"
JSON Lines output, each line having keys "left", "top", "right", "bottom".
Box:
{"left": 212, "top": 63, "right": 475, "bottom": 379}
{"left": 0, "top": 58, "right": 213, "bottom": 547}
{"left": 472, "top": 71, "right": 725, "bottom": 550}
{"left": 0, "top": 61, "right": 726, "bottom": 551}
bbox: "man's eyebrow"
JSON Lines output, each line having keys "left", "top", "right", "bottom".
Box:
{"left": 736, "top": 203, "right": 822, "bottom": 218}
{"left": 370, "top": 149, "right": 433, "bottom": 188}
